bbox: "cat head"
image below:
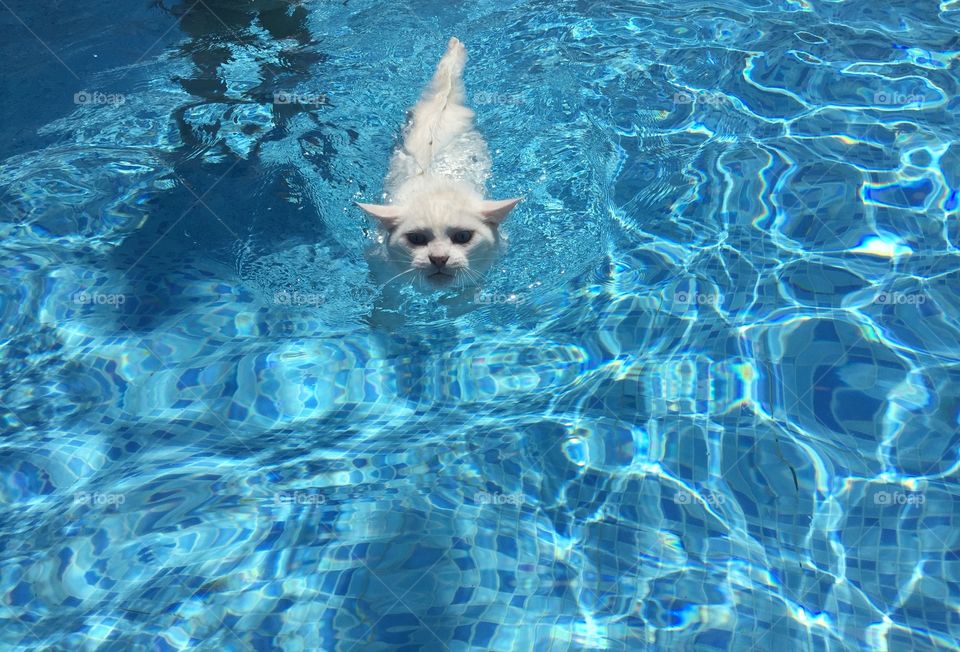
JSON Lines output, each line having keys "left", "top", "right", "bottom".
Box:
{"left": 358, "top": 178, "right": 520, "bottom": 288}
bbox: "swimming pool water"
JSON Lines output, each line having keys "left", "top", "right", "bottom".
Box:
{"left": 1, "top": 0, "right": 959, "bottom": 649}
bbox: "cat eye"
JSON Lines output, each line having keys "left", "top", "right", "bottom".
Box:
{"left": 451, "top": 230, "right": 473, "bottom": 244}
{"left": 406, "top": 232, "right": 429, "bottom": 246}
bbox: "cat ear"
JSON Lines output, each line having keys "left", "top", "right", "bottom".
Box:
{"left": 356, "top": 202, "right": 403, "bottom": 228}
{"left": 480, "top": 198, "right": 521, "bottom": 225}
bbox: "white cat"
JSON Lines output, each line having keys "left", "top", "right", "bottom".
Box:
{"left": 358, "top": 37, "right": 521, "bottom": 290}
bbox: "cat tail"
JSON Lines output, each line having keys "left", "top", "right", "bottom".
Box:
{"left": 403, "top": 37, "right": 475, "bottom": 173}
{"left": 424, "top": 36, "right": 468, "bottom": 106}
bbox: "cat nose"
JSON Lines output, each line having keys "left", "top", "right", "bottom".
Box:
{"left": 429, "top": 255, "right": 449, "bottom": 268}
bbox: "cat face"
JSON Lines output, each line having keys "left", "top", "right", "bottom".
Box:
{"left": 389, "top": 210, "right": 495, "bottom": 284}
{"left": 358, "top": 182, "right": 519, "bottom": 288}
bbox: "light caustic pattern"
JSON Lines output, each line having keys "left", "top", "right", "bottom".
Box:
{"left": 0, "top": 0, "right": 958, "bottom": 650}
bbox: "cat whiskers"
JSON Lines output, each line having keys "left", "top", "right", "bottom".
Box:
{"left": 458, "top": 266, "right": 487, "bottom": 287}
{"left": 382, "top": 267, "right": 418, "bottom": 287}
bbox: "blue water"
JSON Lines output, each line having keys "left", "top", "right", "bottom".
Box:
{"left": 2, "top": 0, "right": 959, "bottom": 649}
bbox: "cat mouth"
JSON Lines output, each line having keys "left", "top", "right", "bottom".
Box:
{"left": 427, "top": 270, "right": 454, "bottom": 282}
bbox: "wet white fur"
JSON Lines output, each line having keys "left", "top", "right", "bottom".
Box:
{"left": 359, "top": 37, "right": 520, "bottom": 289}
